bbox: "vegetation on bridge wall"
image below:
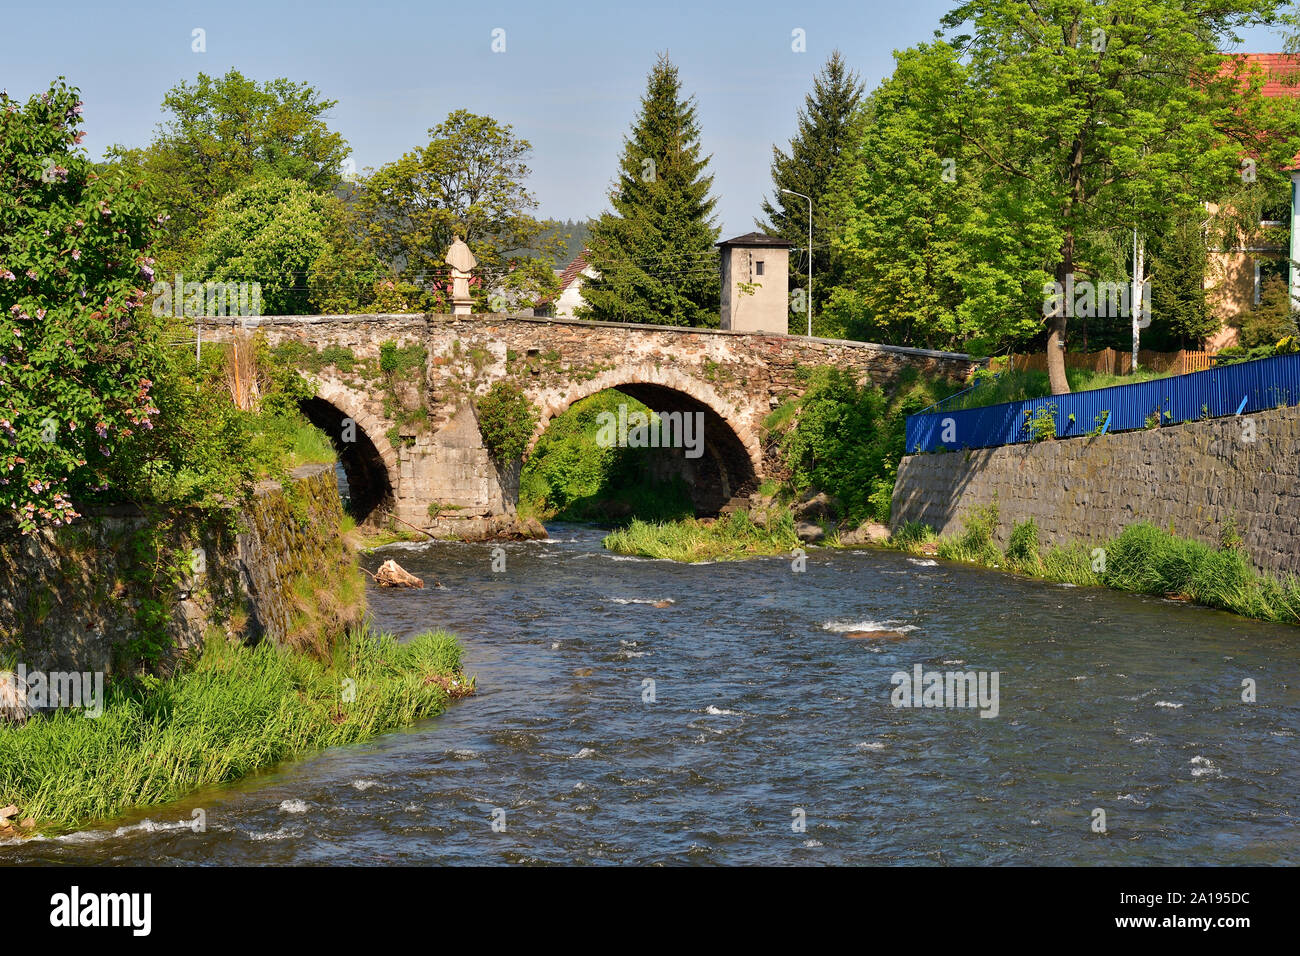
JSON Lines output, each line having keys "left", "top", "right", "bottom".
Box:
{"left": 474, "top": 380, "right": 538, "bottom": 465}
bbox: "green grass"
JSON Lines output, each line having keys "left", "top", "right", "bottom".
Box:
{"left": 945, "top": 365, "right": 1169, "bottom": 412}
{"left": 935, "top": 502, "right": 1003, "bottom": 565}
{"left": 893, "top": 515, "right": 1300, "bottom": 625}
{"left": 0, "top": 627, "right": 470, "bottom": 832}
{"left": 288, "top": 420, "right": 337, "bottom": 467}
{"left": 762, "top": 397, "right": 800, "bottom": 434}
{"left": 603, "top": 510, "right": 799, "bottom": 562}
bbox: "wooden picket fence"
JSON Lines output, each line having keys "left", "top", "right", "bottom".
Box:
{"left": 990, "top": 347, "right": 1215, "bottom": 377}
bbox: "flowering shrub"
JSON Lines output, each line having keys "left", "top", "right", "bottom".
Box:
{"left": 0, "top": 80, "right": 161, "bottom": 533}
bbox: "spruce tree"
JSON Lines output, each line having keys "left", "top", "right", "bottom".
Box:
{"left": 580, "top": 54, "right": 720, "bottom": 326}
{"left": 759, "top": 50, "right": 864, "bottom": 330}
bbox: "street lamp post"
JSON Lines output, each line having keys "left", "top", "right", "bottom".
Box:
{"left": 781, "top": 188, "right": 813, "bottom": 336}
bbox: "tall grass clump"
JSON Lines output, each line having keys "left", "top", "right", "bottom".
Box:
{"left": 1004, "top": 518, "right": 1040, "bottom": 570}
{"left": 0, "top": 627, "right": 470, "bottom": 832}
{"left": 603, "top": 510, "right": 798, "bottom": 562}
{"left": 907, "top": 514, "right": 1300, "bottom": 624}
{"left": 1038, "top": 542, "right": 1101, "bottom": 586}
{"left": 890, "top": 520, "right": 936, "bottom": 551}
{"left": 1099, "top": 523, "right": 1300, "bottom": 622}
{"left": 289, "top": 420, "right": 337, "bottom": 467}
{"left": 936, "top": 502, "right": 1002, "bottom": 564}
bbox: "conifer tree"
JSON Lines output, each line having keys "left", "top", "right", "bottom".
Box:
{"left": 759, "top": 50, "right": 864, "bottom": 329}
{"left": 580, "top": 54, "right": 720, "bottom": 326}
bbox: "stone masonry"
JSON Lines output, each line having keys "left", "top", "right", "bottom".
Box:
{"left": 891, "top": 403, "right": 1300, "bottom": 579}
{"left": 200, "top": 313, "right": 978, "bottom": 536}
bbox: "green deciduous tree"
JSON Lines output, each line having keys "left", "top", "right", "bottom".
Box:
{"left": 940, "top": 0, "right": 1300, "bottom": 393}
{"left": 759, "top": 50, "right": 865, "bottom": 332}
{"left": 0, "top": 81, "right": 162, "bottom": 532}
{"left": 306, "top": 196, "right": 405, "bottom": 314}
{"left": 826, "top": 43, "right": 1049, "bottom": 351}
{"left": 355, "top": 110, "right": 561, "bottom": 311}
{"left": 189, "top": 178, "right": 332, "bottom": 316}
{"left": 108, "top": 70, "right": 349, "bottom": 271}
{"left": 580, "top": 54, "right": 721, "bottom": 326}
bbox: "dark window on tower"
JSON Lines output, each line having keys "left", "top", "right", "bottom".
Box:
{"left": 755, "top": 260, "right": 765, "bottom": 276}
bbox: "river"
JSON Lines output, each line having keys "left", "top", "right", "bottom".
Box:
{"left": 5, "top": 524, "right": 1297, "bottom": 865}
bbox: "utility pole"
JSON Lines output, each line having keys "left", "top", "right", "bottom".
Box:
{"left": 782, "top": 188, "right": 813, "bottom": 336}
{"left": 1131, "top": 227, "right": 1145, "bottom": 373}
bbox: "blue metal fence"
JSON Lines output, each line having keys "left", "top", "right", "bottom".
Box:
{"left": 905, "top": 353, "right": 1300, "bottom": 453}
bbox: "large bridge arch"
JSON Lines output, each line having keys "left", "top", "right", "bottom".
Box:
{"left": 528, "top": 364, "right": 763, "bottom": 513}
{"left": 299, "top": 381, "right": 400, "bottom": 525}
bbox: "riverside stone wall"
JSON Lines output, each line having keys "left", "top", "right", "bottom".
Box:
{"left": 0, "top": 464, "right": 361, "bottom": 673}
{"left": 891, "top": 403, "right": 1300, "bottom": 579}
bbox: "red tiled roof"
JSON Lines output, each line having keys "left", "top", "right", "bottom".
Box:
{"left": 536, "top": 249, "right": 590, "bottom": 307}
{"left": 1218, "top": 53, "right": 1300, "bottom": 169}
{"left": 1221, "top": 52, "right": 1300, "bottom": 98}
{"left": 557, "top": 249, "right": 589, "bottom": 292}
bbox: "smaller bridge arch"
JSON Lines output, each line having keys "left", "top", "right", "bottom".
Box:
{"left": 300, "top": 382, "right": 400, "bottom": 524}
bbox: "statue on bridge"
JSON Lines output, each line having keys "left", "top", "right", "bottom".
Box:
{"left": 446, "top": 236, "right": 477, "bottom": 316}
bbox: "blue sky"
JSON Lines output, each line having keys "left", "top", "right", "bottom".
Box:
{"left": 2, "top": 0, "right": 1290, "bottom": 241}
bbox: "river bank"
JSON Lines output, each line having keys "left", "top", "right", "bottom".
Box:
{"left": 600, "top": 495, "right": 1300, "bottom": 628}
{"left": 5, "top": 523, "right": 1293, "bottom": 865}
{"left": 0, "top": 627, "right": 470, "bottom": 836}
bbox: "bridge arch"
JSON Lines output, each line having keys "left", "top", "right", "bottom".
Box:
{"left": 529, "top": 364, "right": 762, "bottom": 513}
{"left": 299, "top": 382, "right": 400, "bottom": 524}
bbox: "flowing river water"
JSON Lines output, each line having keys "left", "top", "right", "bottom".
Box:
{"left": 5, "top": 524, "right": 1298, "bottom": 865}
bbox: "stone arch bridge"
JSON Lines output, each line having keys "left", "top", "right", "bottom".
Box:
{"left": 197, "top": 314, "right": 977, "bottom": 538}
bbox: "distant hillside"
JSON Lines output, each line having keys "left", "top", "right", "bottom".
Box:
{"left": 542, "top": 219, "right": 591, "bottom": 264}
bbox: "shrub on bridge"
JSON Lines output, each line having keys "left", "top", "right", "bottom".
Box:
{"left": 474, "top": 380, "right": 537, "bottom": 465}
{"left": 782, "top": 367, "right": 894, "bottom": 526}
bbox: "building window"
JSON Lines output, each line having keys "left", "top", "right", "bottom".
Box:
{"left": 1255, "top": 257, "right": 1287, "bottom": 305}
{"left": 1260, "top": 201, "right": 1290, "bottom": 226}
{"left": 754, "top": 260, "right": 764, "bottom": 276}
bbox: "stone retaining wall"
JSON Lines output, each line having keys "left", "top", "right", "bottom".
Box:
{"left": 0, "top": 465, "right": 360, "bottom": 673}
{"left": 891, "top": 404, "right": 1300, "bottom": 578}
